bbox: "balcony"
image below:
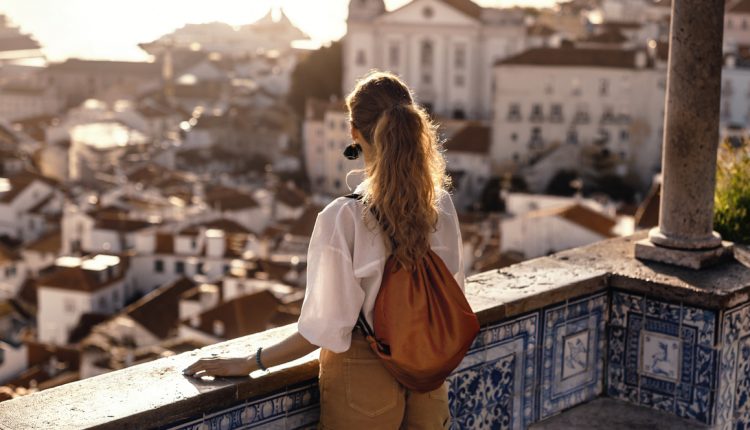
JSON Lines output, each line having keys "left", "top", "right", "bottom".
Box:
{"left": 0, "top": 232, "right": 748, "bottom": 429}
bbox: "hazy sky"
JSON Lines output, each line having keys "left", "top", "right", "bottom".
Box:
{"left": 0, "top": 0, "right": 556, "bottom": 62}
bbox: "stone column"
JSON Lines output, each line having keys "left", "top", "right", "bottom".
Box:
{"left": 635, "top": 0, "right": 734, "bottom": 269}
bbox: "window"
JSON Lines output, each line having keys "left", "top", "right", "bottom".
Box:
{"left": 341, "top": 120, "right": 348, "bottom": 130}
{"left": 334, "top": 179, "right": 342, "bottom": 190}
{"left": 422, "top": 72, "right": 432, "bottom": 85}
{"left": 452, "top": 109, "right": 466, "bottom": 119}
{"left": 113, "top": 290, "right": 119, "bottom": 304}
{"left": 64, "top": 298, "right": 75, "bottom": 313}
{"left": 529, "top": 127, "right": 543, "bottom": 149}
{"left": 154, "top": 259, "right": 164, "bottom": 273}
{"left": 571, "top": 78, "right": 582, "bottom": 96}
{"left": 223, "top": 264, "right": 230, "bottom": 274}
{"left": 601, "top": 106, "right": 615, "bottom": 123}
{"left": 550, "top": 104, "right": 563, "bottom": 122}
{"left": 620, "top": 129, "right": 630, "bottom": 141}
{"left": 566, "top": 129, "right": 579, "bottom": 145}
{"left": 196, "top": 262, "right": 204, "bottom": 275}
{"left": 743, "top": 19, "right": 748, "bottom": 30}
{"left": 455, "top": 75, "right": 465, "bottom": 87}
{"left": 599, "top": 79, "right": 609, "bottom": 96}
{"left": 175, "top": 261, "right": 185, "bottom": 274}
{"left": 389, "top": 43, "right": 400, "bottom": 67}
{"left": 99, "top": 296, "right": 107, "bottom": 311}
{"left": 190, "top": 238, "right": 197, "bottom": 249}
{"left": 423, "top": 6, "right": 434, "bottom": 18}
{"left": 530, "top": 104, "right": 543, "bottom": 122}
{"left": 356, "top": 50, "right": 367, "bottom": 66}
{"left": 420, "top": 40, "right": 434, "bottom": 67}
{"left": 507, "top": 103, "right": 521, "bottom": 121}
{"left": 511, "top": 133, "right": 518, "bottom": 142}
{"left": 454, "top": 44, "right": 466, "bottom": 69}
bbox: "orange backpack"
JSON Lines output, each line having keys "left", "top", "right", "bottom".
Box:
{"left": 347, "top": 194, "right": 480, "bottom": 393}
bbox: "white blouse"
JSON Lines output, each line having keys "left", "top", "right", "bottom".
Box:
{"left": 298, "top": 183, "right": 465, "bottom": 353}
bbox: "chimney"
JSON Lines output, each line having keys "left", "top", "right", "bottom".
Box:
{"left": 205, "top": 229, "right": 226, "bottom": 258}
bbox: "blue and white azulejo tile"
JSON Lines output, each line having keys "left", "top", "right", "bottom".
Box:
{"left": 607, "top": 290, "right": 717, "bottom": 425}
{"left": 448, "top": 312, "right": 539, "bottom": 430}
{"left": 166, "top": 381, "right": 320, "bottom": 430}
{"left": 539, "top": 291, "right": 608, "bottom": 420}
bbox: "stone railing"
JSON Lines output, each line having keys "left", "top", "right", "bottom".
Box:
{"left": 1, "top": 232, "right": 749, "bottom": 429}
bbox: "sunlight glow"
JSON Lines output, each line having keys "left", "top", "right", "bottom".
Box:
{"left": 0, "top": 0, "right": 559, "bottom": 61}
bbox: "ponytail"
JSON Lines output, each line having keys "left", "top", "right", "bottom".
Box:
{"left": 347, "top": 72, "right": 450, "bottom": 269}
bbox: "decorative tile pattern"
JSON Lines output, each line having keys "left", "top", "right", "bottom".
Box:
{"left": 717, "top": 301, "right": 750, "bottom": 430}
{"left": 540, "top": 291, "right": 607, "bottom": 420}
{"left": 448, "top": 312, "right": 539, "bottom": 430}
{"left": 607, "top": 291, "right": 717, "bottom": 425}
{"left": 166, "top": 381, "right": 319, "bottom": 430}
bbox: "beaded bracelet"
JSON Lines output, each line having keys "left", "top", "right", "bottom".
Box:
{"left": 255, "top": 347, "right": 268, "bottom": 371}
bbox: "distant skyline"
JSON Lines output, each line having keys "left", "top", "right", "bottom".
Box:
{"left": 0, "top": 0, "right": 557, "bottom": 62}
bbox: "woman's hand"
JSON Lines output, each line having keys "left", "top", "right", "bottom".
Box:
{"left": 182, "top": 355, "right": 256, "bottom": 378}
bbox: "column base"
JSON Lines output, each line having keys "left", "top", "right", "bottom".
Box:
{"left": 634, "top": 239, "right": 734, "bottom": 269}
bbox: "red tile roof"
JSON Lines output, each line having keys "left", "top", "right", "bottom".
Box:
{"left": 275, "top": 182, "right": 308, "bottom": 208}
{"left": 205, "top": 186, "right": 260, "bottom": 211}
{"left": 442, "top": 0, "right": 482, "bottom": 19}
{"left": 444, "top": 123, "right": 491, "bottom": 154}
{"left": 287, "top": 205, "right": 322, "bottom": 238}
{"left": 0, "top": 171, "right": 57, "bottom": 204}
{"left": 25, "top": 229, "right": 61, "bottom": 254}
{"left": 187, "top": 290, "right": 281, "bottom": 339}
{"left": 527, "top": 203, "right": 617, "bottom": 238}
{"left": 38, "top": 258, "right": 127, "bottom": 293}
{"left": 123, "top": 277, "right": 197, "bottom": 339}
{"left": 730, "top": 0, "right": 750, "bottom": 13}
{"left": 0, "top": 35, "right": 41, "bottom": 53}
{"left": 497, "top": 47, "right": 641, "bottom": 69}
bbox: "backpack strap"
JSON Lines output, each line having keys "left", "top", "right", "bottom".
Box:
{"left": 344, "top": 193, "right": 390, "bottom": 354}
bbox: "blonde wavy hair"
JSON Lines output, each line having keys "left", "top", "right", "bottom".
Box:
{"left": 346, "top": 71, "right": 451, "bottom": 269}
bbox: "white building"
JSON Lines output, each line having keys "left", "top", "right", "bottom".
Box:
{"left": 343, "top": 0, "right": 526, "bottom": 120}
{"left": 725, "top": 0, "right": 750, "bottom": 50}
{"left": 0, "top": 245, "right": 26, "bottom": 299}
{"left": 141, "top": 9, "right": 309, "bottom": 59}
{"left": 492, "top": 45, "right": 667, "bottom": 190}
{"left": 0, "top": 339, "right": 27, "bottom": 385}
{"left": 0, "top": 171, "right": 62, "bottom": 242}
{"left": 303, "top": 99, "right": 365, "bottom": 196}
{"left": 443, "top": 122, "right": 492, "bottom": 210}
{"left": 0, "top": 84, "right": 62, "bottom": 122}
{"left": 37, "top": 254, "right": 129, "bottom": 345}
{"left": 500, "top": 202, "right": 618, "bottom": 258}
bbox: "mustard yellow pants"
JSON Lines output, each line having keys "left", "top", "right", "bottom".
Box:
{"left": 318, "top": 332, "right": 450, "bottom": 430}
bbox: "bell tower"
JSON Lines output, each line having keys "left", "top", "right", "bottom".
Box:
{"left": 347, "top": 0, "right": 386, "bottom": 22}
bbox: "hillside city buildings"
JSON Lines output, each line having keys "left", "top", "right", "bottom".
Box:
{"left": 0, "top": 0, "right": 747, "bottom": 404}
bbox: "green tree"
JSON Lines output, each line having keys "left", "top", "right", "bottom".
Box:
{"left": 714, "top": 140, "right": 750, "bottom": 244}
{"left": 287, "top": 42, "right": 342, "bottom": 117}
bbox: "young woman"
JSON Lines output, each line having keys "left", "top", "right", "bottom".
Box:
{"left": 183, "top": 71, "right": 465, "bottom": 429}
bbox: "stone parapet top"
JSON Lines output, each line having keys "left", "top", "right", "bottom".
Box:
{"left": 0, "top": 232, "right": 748, "bottom": 429}
{"left": 0, "top": 325, "right": 320, "bottom": 430}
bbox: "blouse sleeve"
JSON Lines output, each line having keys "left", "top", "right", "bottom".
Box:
{"left": 445, "top": 193, "right": 466, "bottom": 291}
{"left": 297, "top": 202, "right": 364, "bottom": 353}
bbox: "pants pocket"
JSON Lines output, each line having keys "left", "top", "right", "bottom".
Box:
{"left": 345, "top": 358, "right": 399, "bottom": 417}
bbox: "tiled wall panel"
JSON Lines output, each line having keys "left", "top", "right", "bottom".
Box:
{"left": 607, "top": 290, "right": 717, "bottom": 425}
{"left": 540, "top": 292, "right": 608, "bottom": 419}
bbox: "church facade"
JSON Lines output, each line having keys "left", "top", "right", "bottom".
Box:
{"left": 343, "top": 0, "right": 527, "bottom": 120}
